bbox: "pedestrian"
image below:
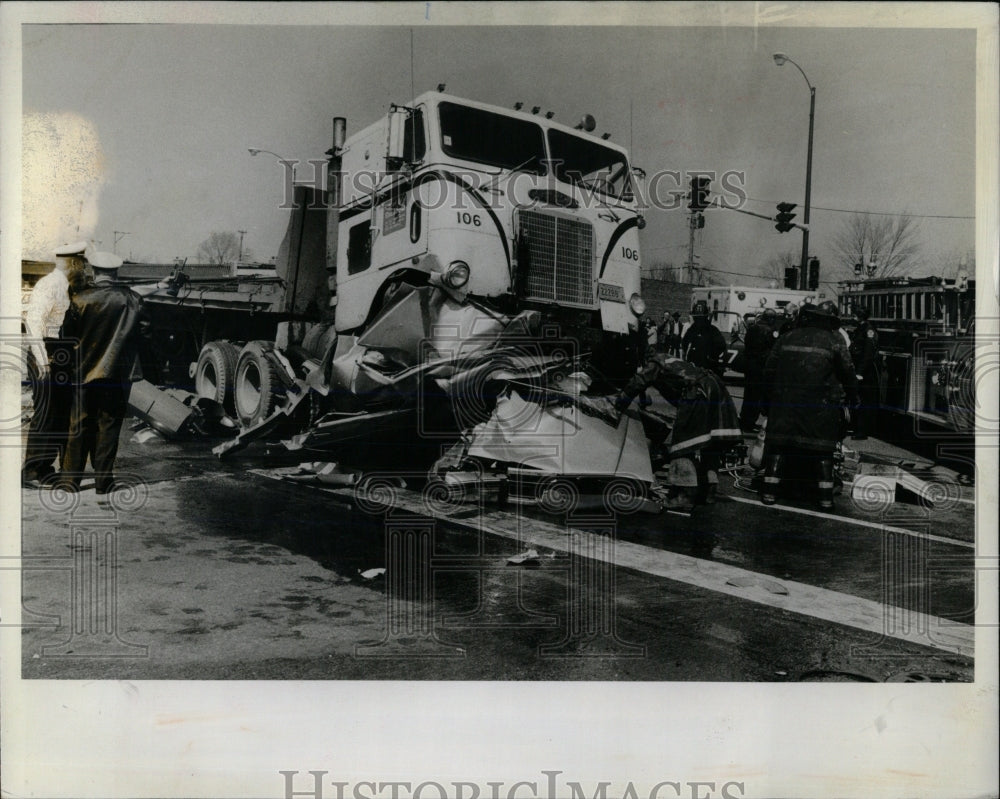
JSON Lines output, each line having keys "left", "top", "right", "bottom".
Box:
{"left": 615, "top": 353, "right": 742, "bottom": 510}
{"left": 643, "top": 316, "right": 658, "bottom": 353}
{"left": 21, "top": 241, "right": 89, "bottom": 487}
{"left": 760, "top": 301, "right": 858, "bottom": 510}
{"left": 738, "top": 307, "right": 779, "bottom": 433}
{"left": 849, "top": 306, "right": 881, "bottom": 439}
{"left": 681, "top": 300, "right": 727, "bottom": 377}
{"left": 668, "top": 311, "right": 686, "bottom": 356}
{"left": 655, "top": 311, "right": 673, "bottom": 353}
{"left": 780, "top": 303, "right": 802, "bottom": 335}
{"left": 57, "top": 251, "right": 149, "bottom": 497}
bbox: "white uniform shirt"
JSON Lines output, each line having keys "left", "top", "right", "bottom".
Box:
{"left": 25, "top": 269, "right": 70, "bottom": 340}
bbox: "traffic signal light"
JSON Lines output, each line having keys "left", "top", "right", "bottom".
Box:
{"left": 808, "top": 257, "right": 820, "bottom": 290}
{"left": 774, "top": 202, "right": 797, "bottom": 233}
{"left": 784, "top": 267, "right": 798, "bottom": 289}
{"left": 688, "top": 176, "right": 710, "bottom": 211}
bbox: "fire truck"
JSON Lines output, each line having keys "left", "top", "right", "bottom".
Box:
{"left": 836, "top": 274, "right": 976, "bottom": 434}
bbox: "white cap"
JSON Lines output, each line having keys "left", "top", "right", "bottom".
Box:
{"left": 88, "top": 251, "right": 124, "bottom": 270}
{"left": 55, "top": 240, "right": 88, "bottom": 257}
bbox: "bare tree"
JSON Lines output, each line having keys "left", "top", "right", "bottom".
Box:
{"left": 195, "top": 231, "right": 240, "bottom": 265}
{"left": 642, "top": 260, "right": 680, "bottom": 282}
{"left": 760, "top": 250, "right": 798, "bottom": 284}
{"left": 830, "top": 213, "right": 922, "bottom": 279}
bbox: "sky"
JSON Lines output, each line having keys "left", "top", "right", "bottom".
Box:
{"left": 17, "top": 19, "right": 977, "bottom": 287}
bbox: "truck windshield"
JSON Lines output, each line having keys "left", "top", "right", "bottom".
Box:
{"left": 438, "top": 102, "right": 546, "bottom": 174}
{"left": 547, "top": 129, "right": 631, "bottom": 200}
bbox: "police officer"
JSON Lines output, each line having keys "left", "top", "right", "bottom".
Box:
{"left": 21, "top": 241, "right": 88, "bottom": 487}
{"left": 849, "top": 306, "right": 880, "bottom": 439}
{"left": 681, "top": 301, "right": 727, "bottom": 377}
{"left": 58, "top": 252, "right": 149, "bottom": 497}
{"left": 615, "top": 353, "right": 742, "bottom": 510}
{"left": 760, "top": 300, "right": 857, "bottom": 510}
{"left": 739, "top": 307, "right": 779, "bottom": 433}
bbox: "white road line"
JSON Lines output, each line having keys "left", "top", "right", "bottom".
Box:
{"left": 249, "top": 469, "right": 975, "bottom": 658}
{"left": 724, "top": 494, "right": 975, "bottom": 549}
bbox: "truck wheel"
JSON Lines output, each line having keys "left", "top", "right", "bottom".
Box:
{"left": 194, "top": 340, "right": 239, "bottom": 412}
{"left": 234, "top": 341, "right": 284, "bottom": 427}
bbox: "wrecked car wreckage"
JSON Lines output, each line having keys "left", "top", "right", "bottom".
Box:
{"left": 209, "top": 282, "right": 655, "bottom": 510}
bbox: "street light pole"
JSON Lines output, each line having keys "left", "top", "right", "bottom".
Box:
{"left": 773, "top": 53, "right": 815, "bottom": 290}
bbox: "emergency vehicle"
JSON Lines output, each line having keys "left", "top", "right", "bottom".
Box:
{"left": 837, "top": 274, "right": 975, "bottom": 434}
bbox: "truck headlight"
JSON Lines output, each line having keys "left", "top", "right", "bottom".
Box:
{"left": 444, "top": 260, "right": 470, "bottom": 289}
{"left": 629, "top": 293, "right": 646, "bottom": 316}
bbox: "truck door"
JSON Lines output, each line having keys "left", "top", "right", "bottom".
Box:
{"left": 336, "top": 109, "right": 429, "bottom": 331}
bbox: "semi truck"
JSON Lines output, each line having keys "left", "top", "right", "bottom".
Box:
{"left": 130, "top": 90, "right": 655, "bottom": 494}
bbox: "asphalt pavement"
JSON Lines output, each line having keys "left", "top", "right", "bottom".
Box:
{"left": 17, "top": 384, "right": 977, "bottom": 681}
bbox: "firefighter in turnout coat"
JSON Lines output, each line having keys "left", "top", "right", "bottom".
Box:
{"left": 616, "top": 354, "right": 742, "bottom": 510}
{"left": 760, "top": 301, "right": 858, "bottom": 509}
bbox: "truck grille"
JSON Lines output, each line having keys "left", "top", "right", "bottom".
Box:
{"left": 517, "top": 210, "right": 595, "bottom": 307}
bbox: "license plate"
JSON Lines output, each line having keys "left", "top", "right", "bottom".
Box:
{"left": 598, "top": 283, "right": 625, "bottom": 302}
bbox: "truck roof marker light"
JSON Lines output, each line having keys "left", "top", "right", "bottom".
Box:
{"left": 532, "top": 106, "right": 541, "bottom": 114}
{"left": 545, "top": 111, "right": 555, "bottom": 119}
{"left": 601, "top": 133, "right": 611, "bottom": 140}
{"left": 575, "top": 114, "right": 597, "bottom": 132}
{"left": 514, "top": 102, "right": 524, "bottom": 110}
{"left": 437, "top": 83, "right": 447, "bottom": 92}
{"left": 629, "top": 293, "right": 646, "bottom": 317}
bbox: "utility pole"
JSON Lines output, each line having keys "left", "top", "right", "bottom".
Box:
{"left": 237, "top": 229, "right": 247, "bottom": 263}
{"left": 686, "top": 211, "right": 697, "bottom": 284}
{"left": 113, "top": 230, "right": 130, "bottom": 254}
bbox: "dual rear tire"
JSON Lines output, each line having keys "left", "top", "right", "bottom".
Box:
{"left": 195, "top": 339, "right": 285, "bottom": 427}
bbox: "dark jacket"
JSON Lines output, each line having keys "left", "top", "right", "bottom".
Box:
{"left": 681, "top": 318, "right": 727, "bottom": 376}
{"left": 62, "top": 278, "right": 148, "bottom": 385}
{"left": 763, "top": 324, "right": 858, "bottom": 452}
{"left": 620, "top": 354, "right": 742, "bottom": 456}
{"left": 849, "top": 320, "right": 880, "bottom": 377}
{"left": 743, "top": 320, "right": 778, "bottom": 377}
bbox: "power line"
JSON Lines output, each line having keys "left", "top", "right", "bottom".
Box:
{"left": 742, "top": 196, "right": 973, "bottom": 220}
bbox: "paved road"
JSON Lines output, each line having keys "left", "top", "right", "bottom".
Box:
{"left": 18, "top": 393, "right": 977, "bottom": 682}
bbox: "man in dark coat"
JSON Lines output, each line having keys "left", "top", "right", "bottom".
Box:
{"left": 616, "top": 354, "right": 742, "bottom": 509}
{"left": 849, "top": 306, "right": 881, "bottom": 439}
{"left": 58, "top": 252, "right": 148, "bottom": 496}
{"left": 760, "top": 301, "right": 857, "bottom": 509}
{"left": 738, "top": 308, "right": 779, "bottom": 432}
{"left": 681, "top": 301, "right": 727, "bottom": 377}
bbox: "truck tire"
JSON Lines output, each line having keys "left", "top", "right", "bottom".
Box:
{"left": 194, "top": 340, "right": 239, "bottom": 412}
{"left": 234, "top": 341, "right": 284, "bottom": 427}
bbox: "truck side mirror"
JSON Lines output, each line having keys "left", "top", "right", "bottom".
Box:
{"left": 386, "top": 106, "right": 410, "bottom": 170}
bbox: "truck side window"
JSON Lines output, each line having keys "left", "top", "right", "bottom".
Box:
{"left": 403, "top": 109, "right": 426, "bottom": 163}
{"left": 347, "top": 220, "right": 372, "bottom": 275}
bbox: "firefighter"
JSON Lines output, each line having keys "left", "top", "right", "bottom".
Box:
{"left": 849, "top": 306, "right": 881, "bottom": 440}
{"left": 57, "top": 252, "right": 150, "bottom": 498}
{"left": 615, "top": 353, "right": 742, "bottom": 510}
{"left": 760, "top": 301, "right": 858, "bottom": 510}
{"left": 739, "top": 307, "right": 779, "bottom": 433}
{"left": 681, "top": 301, "right": 727, "bottom": 377}
{"left": 21, "top": 241, "right": 89, "bottom": 488}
